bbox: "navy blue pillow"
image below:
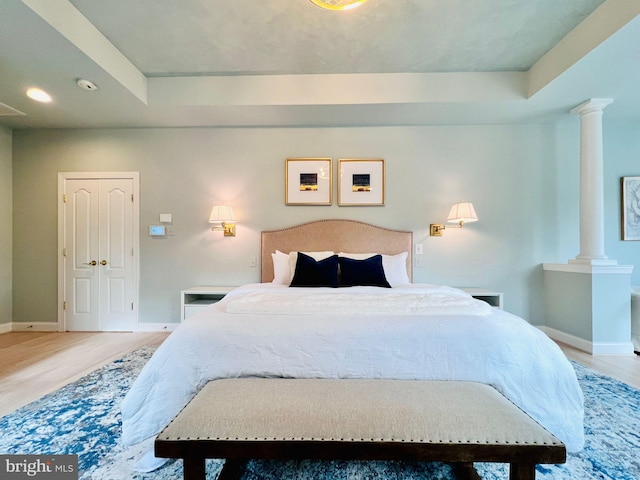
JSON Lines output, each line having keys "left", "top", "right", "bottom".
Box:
{"left": 338, "top": 255, "right": 391, "bottom": 288}
{"left": 290, "top": 253, "right": 339, "bottom": 288}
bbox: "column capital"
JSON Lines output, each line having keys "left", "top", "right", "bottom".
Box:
{"left": 570, "top": 98, "right": 614, "bottom": 116}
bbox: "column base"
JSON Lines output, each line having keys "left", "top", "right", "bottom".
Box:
{"left": 544, "top": 262, "right": 632, "bottom": 274}
{"left": 540, "top": 326, "right": 634, "bottom": 355}
{"left": 570, "top": 257, "right": 617, "bottom": 266}
{"left": 543, "top": 262, "right": 634, "bottom": 356}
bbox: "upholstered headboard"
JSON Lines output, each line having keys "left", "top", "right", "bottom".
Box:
{"left": 261, "top": 219, "right": 413, "bottom": 283}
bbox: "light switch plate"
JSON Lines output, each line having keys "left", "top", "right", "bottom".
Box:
{"left": 159, "top": 213, "right": 172, "bottom": 223}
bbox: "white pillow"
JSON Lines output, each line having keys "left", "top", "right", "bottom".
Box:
{"left": 289, "top": 251, "right": 335, "bottom": 282}
{"left": 381, "top": 252, "right": 410, "bottom": 286}
{"left": 271, "top": 250, "right": 291, "bottom": 285}
{"left": 338, "top": 252, "right": 410, "bottom": 287}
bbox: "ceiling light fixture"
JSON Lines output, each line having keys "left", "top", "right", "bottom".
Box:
{"left": 309, "top": 0, "right": 368, "bottom": 11}
{"left": 26, "top": 88, "right": 52, "bottom": 103}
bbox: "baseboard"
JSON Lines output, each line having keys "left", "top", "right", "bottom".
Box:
{"left": 11, "top": 322, "right": 60, "bottom": 332}
{"left": 591, "top": 341, "right": 635, "bottom": 355}
{"left": 539, "top": 326, "right": 635, "bottom": 355}
{"left": 0, "top": 322, "right": 177, "bottom": 333}
{"left": 538, "top": 326, "right": 593, "bottom": 353}
{"left": 135, "top": 323, "right": 178, "bottom": 332}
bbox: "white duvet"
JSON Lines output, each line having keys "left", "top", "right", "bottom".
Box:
{"left": 225, "top": 289, "right": 493, "bottom": 316}
{"left": 121, "top": 283, "right": 584, "bottom": 454}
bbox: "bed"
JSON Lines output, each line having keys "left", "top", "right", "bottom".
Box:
{"left": 121, "top": 219, "right": 584, "bottom": 470}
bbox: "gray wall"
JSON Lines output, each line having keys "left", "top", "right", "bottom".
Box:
{"left": 544, "top": 271, "right": 593, "bottom": 340}
{"left": 8, "top": 118, "right": 640, "bottom": 334}
{"left": 604, "top": 120, "right": 640, "bottom": 271}
{"left": 12, "top": 124, "right": 582, "bottom": 327}
{"left": 544, "top": 269, "right": 632, "bottom": 346}
{"left": 0, "top": 126, "right": 11, "bottom": 325}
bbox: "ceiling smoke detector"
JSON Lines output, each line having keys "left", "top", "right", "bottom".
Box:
{"left": 76, "top": 79, "right": 99, "bottom": 91}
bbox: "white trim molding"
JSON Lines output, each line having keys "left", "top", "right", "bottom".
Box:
{"left": 539, "top": 326, "right": 635, "bottom": 355}
{"left": 0, "top": 322, "right": 175, "bottom": 333}
{"left": 10, "top": 322, "right": 60, "bottom": 332}
{"left": 543, "top": 263, "right": 633, "bottom": 275}
{"left": 135, "top": 323, "right": 179, "bottom": 333}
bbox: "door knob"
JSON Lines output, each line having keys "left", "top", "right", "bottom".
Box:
{"left": 83, "top": 260, "right": 97, "bottom": 266}
{"left": 100, "top": 260, "right": 108, "bottom": 266}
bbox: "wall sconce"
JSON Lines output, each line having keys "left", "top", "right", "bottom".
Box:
{"left": 430, "top": 202, "right": 478, "bottom": 236}
{"left": 209, "top": 205, "right": 236, "bottom": 237}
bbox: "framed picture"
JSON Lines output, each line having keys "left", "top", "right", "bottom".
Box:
{"left": 338, "top": 159, "right": 385, "bottom": 206}
{"left": 622, "top": 176, "right": 640, "bottom": 240}
{"left": 285, "top": 158, "right": 332, "bottom": 205}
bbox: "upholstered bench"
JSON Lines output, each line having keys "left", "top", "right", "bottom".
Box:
{"left": 155, "top": 378, "right": 566, "bottom": 480}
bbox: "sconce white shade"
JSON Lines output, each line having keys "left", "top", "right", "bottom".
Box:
{"left": 447, "top": 202, "right": 478, "bottom": 225}
{"left": 209, "top": 205, "right": 235, "bottom": 226}
{"left": 209, "top": 205, "right": 236, "bottom": 236}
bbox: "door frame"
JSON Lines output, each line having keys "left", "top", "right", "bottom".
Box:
{"left": 57, "top": 172, "right": 140, "bottom": 332}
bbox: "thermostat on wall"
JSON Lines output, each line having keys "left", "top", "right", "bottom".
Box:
{"left": 149, "top": 225, "right": 166, "bottom": 236}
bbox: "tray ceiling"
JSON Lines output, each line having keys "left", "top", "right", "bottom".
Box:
{"left": 0, "top": 0, "right": 639, "bottom": 129}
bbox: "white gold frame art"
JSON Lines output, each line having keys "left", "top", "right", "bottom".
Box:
{"left": 285, "top": 158, "right": 332, "bottom": 206}
{"left": 338, "top": 159, "right": 385, "bottom": 206}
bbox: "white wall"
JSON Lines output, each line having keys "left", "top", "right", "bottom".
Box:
{"left": 12, "top": 124, "right": 581, "bottom": 327}
{"left": 0, "top": 126, "right": 11, "bottom": 326}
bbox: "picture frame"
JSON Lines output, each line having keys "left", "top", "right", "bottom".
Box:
{"left": 285, "top": 158, "right": 332, "bottom": 205}
{"left": 338, "top": 159, "right": 385, "bottom": 206}
{"left": 622, "top": 176, "right": 640, "bottom": 240}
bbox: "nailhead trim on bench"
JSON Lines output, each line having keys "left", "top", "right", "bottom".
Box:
{"left": 156, "top": 379, "right": 566, "bottom": 480}
{"left": 169, "top": 436, "right": 562, "bottom": 445}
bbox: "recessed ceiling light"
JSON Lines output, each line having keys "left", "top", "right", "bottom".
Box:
{"left": 26, "top": 88, "right": 52, "bottom": 103}
{"left": 309, "top": 0, "right": 368, "bottom": 11}
{"left": 76, "top": 78, "right": 99, "bottom": 91}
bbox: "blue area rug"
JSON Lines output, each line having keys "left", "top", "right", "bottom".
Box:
{"left": 0, "top": 346, "right": 638, "bottom": 479}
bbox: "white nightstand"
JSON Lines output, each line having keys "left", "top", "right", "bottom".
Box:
{"left": 181, "top": 286, "right": 237, "bottom": 321}
{"left": 459, "top": 288, "right": 504, "bottom": 309}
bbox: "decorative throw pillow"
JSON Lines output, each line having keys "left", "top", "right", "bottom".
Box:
{"left": 338, "top": 255, "right": 391, "bottom": 288}
{"left": 338, "top": 252, "right": 410, "bottom": 287}
{"left": 288, "top": 251, "right": 335, "bottom": 280}
{"left": 290, "top": 252, "right": 339, "bottom": 288}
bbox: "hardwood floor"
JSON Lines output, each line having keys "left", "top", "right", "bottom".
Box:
{"left": 559, "top": 342, "right": 640, "bottom": 389}
{"left": 0, "top": 331, "right": 168, "bottom": 417}
{"left": 0, "top": 332, "right": 638, "bottom": 418}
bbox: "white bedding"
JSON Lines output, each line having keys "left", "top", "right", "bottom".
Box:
{"left": 121, "top": 283, "right": 584, "bottom": 454}
{"left": 225, "top": 288, "right": 493, "bottom": 316}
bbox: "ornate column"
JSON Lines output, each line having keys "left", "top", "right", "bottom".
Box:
{"left": 543, "top": 98, "right": 633, "bottom": 355}
{"left": 569, "top": 98, "right": 615, "bottom": 265}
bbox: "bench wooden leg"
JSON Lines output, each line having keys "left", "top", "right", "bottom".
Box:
{"left": 183, "top": 457, "right": 206, "bottom": 480}
{"left": 509, "top": 463, "right": 536, "bottom": 480}
{"left": 452, "top": 462, "right": 481, "bottom": 480}
{"left": 217, "top": 459, "right": 248, "bottom": 480}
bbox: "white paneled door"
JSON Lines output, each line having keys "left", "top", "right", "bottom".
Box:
{"left": 60, "top": 175, "right": 138, "bottom": 331}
